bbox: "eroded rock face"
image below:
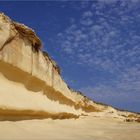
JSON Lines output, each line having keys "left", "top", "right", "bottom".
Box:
{"left": 0, "top": 13, "right": 17, "bottom": 51}
{"left": 0, "top": 13, "right": 103, "bottom": 119}
{"left": 0, "top": 13, "right": 139, "bottom": 121}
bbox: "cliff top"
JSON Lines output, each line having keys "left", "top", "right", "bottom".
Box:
{"left": 0, "top": 12, "right": 61, "bottom": 74}
{"left": 0, "top": 12, "right": 42, "bottom": 50}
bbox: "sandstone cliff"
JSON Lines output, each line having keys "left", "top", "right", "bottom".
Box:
{"left": 0, "top": 13, "right": 139, "bottom": 122}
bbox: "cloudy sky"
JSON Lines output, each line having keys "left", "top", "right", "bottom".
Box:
{"left": 0, "top": 0, "right": 140, "bottom": 112}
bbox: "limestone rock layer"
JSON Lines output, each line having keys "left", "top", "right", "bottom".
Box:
{"left": 0, "top": 13, "right": 139, "bottom": 121}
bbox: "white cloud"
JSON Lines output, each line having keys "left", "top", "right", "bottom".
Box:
{"left": 80, "top": 18, "right": 93, "bottom": 26}
{"left": 55, "top": 1, "right": 140, "bottom": 108}
{"left": 82, "top": 11, "right": 93, "bottom": 18}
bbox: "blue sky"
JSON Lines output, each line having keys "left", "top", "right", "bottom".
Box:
{"left": 0, "top": 0, "right": 140, "bottom": 112}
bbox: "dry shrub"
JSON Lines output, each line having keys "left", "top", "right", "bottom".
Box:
{"left": 136, "top": 118, "right": 140, "bottom": 123}
{"left": 128, "top": 114, "right": 137, "bottom": 118}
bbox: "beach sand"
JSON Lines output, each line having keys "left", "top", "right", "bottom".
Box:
{"left": 0, "top": 115, "right": 140, "bottom": 140}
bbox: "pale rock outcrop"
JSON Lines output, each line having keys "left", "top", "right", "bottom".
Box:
{"left": 0, "top": 13, "right": 139, "bottom": 121}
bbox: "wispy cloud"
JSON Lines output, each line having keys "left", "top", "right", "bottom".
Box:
{"left": 55, "top": 1, "right": 140, "bottom": 111}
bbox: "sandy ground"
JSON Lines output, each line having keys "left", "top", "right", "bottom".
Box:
{"left": 0, "top": 115, "right": 140, "bottom": 140}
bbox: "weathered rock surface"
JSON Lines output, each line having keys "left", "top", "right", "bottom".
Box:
{"left": 0, "top": 13, "right": 139, "bottom": 121}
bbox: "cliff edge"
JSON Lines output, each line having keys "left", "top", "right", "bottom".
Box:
{"left": 0, "top": 13, "right": 139, "bottom": 122}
